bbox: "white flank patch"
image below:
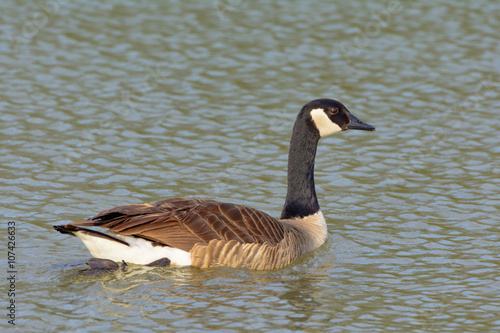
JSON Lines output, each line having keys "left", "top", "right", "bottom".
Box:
{"left": 74, "top": 231, "right": 192, "bottom": 266}
{"left": 310, "top": 108, "right": 343, "bottom": 137}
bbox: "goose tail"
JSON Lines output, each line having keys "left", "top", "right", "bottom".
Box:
{"left": 53, "top": 224, "right": 129, "bottom": 246}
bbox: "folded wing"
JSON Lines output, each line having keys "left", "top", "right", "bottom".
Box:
{"left": 64, "top": 197, "right": 286, "bottom": 252}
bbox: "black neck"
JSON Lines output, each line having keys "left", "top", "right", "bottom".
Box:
{"left": 281, "top": 115, "right": 321, "bottom": 219}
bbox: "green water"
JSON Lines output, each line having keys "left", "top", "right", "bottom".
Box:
{"left": 1, "top": 0, "right": 499, "bottom": 332}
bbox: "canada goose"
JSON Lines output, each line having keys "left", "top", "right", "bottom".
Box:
{"left": 54, "top": 99, "right": 375, "bottom": 270}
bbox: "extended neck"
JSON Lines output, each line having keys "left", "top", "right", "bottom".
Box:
{"left": 281, "top": 117, "right": 321, "bottom": 220}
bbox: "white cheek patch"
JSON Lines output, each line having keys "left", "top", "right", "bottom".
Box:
{"left": 310, "top": 108, "right": 343, "bottom": 137}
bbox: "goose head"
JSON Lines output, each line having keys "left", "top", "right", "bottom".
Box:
{"left": 304, "top": 99, "right": 375, "bottom": 137}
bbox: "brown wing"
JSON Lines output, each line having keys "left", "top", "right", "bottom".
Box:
{"left": 67, "top": 197, "right": 286, "bottom": 252}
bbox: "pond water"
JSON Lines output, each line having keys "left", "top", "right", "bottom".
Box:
{"left": 1, "top": 0, "right": 499, "bottom": 332}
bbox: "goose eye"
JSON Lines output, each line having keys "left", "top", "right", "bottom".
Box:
{"left": 329, "top": 108, "right": 339, "bottom": 115}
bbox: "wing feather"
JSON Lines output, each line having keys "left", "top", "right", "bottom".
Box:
{"left": 64, "top": 198, "right": 285, "bottom": 252}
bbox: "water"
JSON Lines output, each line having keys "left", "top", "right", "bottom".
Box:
{"left": 1, "top": 0, "right": 499, "bottom": 331}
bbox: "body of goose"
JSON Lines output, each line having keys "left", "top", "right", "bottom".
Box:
{"left": 54, "top": 99, "right": 374, "bottom": 270}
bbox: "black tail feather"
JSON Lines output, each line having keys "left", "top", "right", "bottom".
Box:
{"left": 53, "top": 224, "right": 79, "bottom": 236}
{"left": 53, "top": 224, "right": 130, "bottom": 246}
